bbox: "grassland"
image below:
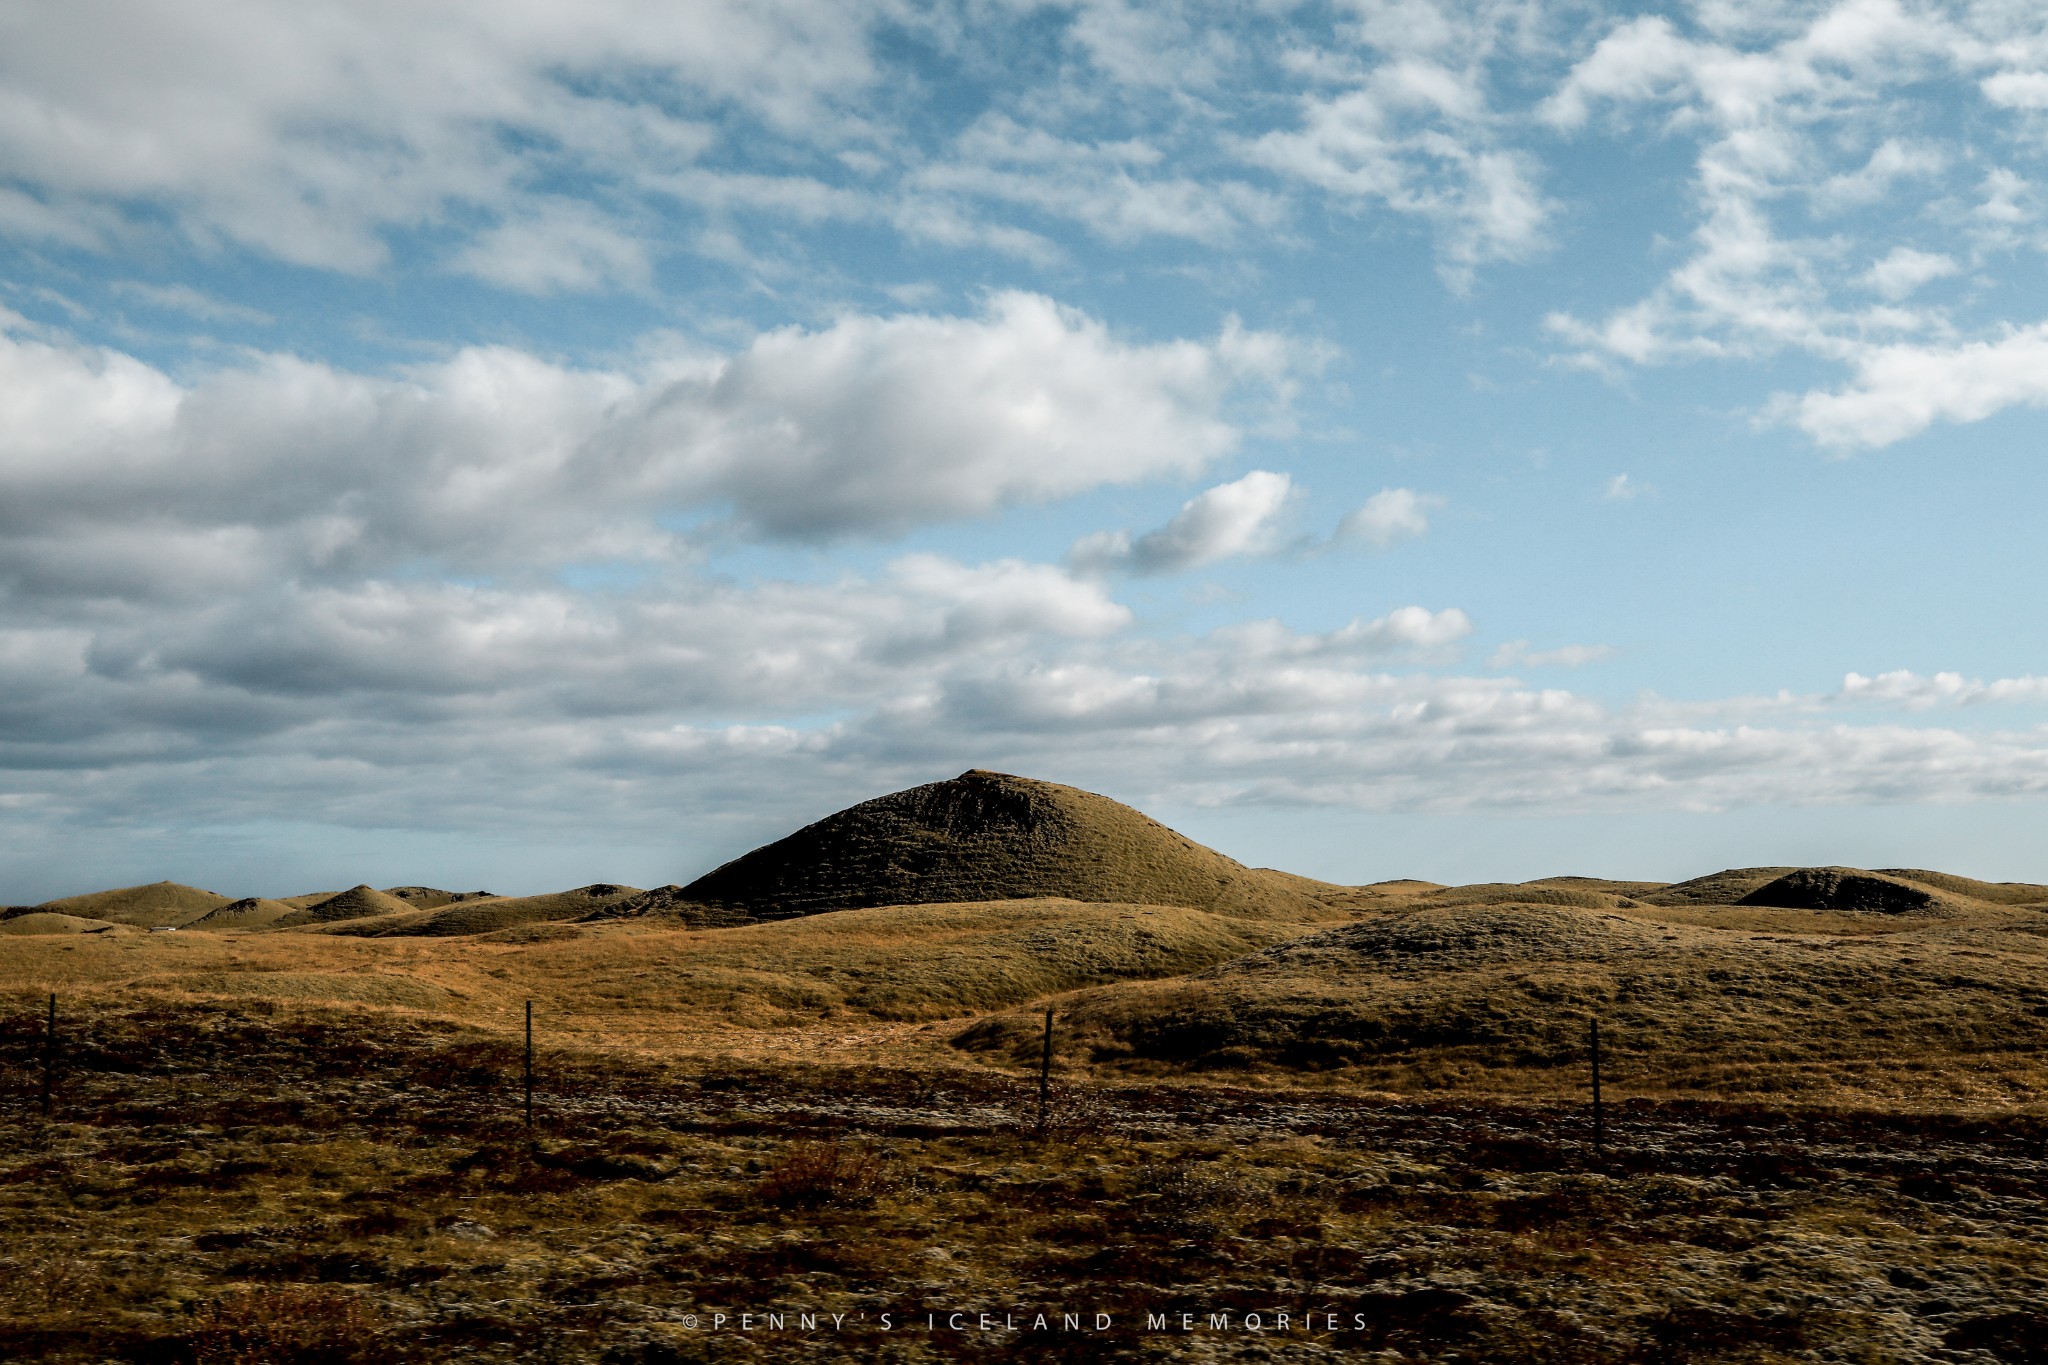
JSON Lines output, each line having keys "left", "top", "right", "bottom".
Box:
{"left": 5, "top": 772, "right": 2048, "bottom": 1360}
{"left": 2, "top": 999, "right": 2045, "bottom": 1364}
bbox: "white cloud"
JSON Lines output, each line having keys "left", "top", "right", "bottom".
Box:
{"left": 1070, "top": 470, "right": 1295, "bottom": 575}
{"left": 1859, "top": 246, "right": 1959, "bottom": 300}
{"left": 1815, "top": 138, "right": 1946, "bottom": 211}
{"left": 1336, "top": 487, "right": 1440, "bottom": 549}
{"left": 1603, "top": 473, "right": 1647, "bottom": 500}
{"left": 0, "top": 0, "right": 876, "bottom": 272}
{"left": 14, "top": 587, "right": 2048, "bottom": 846}
{"left": 1490, "top": 640, "right": 1617, "bottom": 669}
{"left": 448, "top": 199, "right": 654, "bottom": 295}
{"left": 1536, "top": 2, "right": 2048, "bottom": 445}
{"left": 1837, "top": 669, "right": 2048, "bottom": 709}
{"left": 109, "top": 281, "right": 274, "bottom": 325}
{"left": 915, "top": 115, "right": 1286, "bottom": 248}
{"left": 1252, "top": 63, "right": 1553, "bottom": 278}
{"left": 1783, "top": 323, "right": 2048, "bottom": 449}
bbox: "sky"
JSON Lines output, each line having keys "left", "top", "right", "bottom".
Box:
{"left": 4, "top": 0, "right": 2048, "bottom": 902}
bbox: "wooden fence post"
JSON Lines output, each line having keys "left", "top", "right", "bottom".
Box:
{"left": 1037, "top": 1008, "right": 1054, "bottom": 1138}
{"left": 1590, "top": 1016, "right": 1604, "bottom": 1157}
{"left": 40, "top": 993, "right": 55, "bottom": 1119}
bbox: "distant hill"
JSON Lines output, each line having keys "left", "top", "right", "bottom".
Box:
{"left": 32, "top": 881, "right": 231, "bottom": 928}
{"left": 676, "top": 768, "right": 1340, "bottom": 922}
{"left": 270, "top": 884, "right": 416, "bottom": 928}
{"left": 0, "top": 911, "right": 124, "bottom": 935}
{"left": 184, "top": 897, "right": 301, "bottom": 930}
{"left": 321, "top": 885, "right": 642, "bottom": 937}
{"left": 1736, "top": 867, "right": 1956, "bottom": 916}
{"left": 382, "top": 886, "right": 498, "bottom": 910}
{"left": 987, "top": 894, "right": 2048, "bottom": 1087}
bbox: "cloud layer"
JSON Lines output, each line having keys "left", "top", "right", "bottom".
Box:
{"left": 7, "top": 2, "right": 2048, "bottom": 888}
{"left": 12, "top": 3, "right": 2048, "bottom": 448}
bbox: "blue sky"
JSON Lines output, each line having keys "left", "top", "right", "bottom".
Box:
{"left": 4, "top": 0, "right": 2048, "bottom": 901}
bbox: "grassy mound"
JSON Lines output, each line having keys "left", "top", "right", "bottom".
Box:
{"left": 382, "top": 886, "right": 497, "bottom": 910}
{"left": 577, "top": 885, "right": 760, "bottom": 928}
{"left": 1877, "top": 868, "right": 2048, "bottom": 906}
{"left": 184, "top": 897, "right": 301, "bottom": 929}
{"left": 678, "top": 769, "right": 1339, "bottom": 921}
{"left": 0, "top": 911, "right": 122, "bottom": 935}
{"left": 1637, "top": 868, "right": 1797, "bottom": 907}
{"left": 31, "top": 881, "right": 232, "bottom": 928}
{"left": 1416, "top": 884, "right": 1647, "bottom": 911}
{"left": 324, "top": 885, "right": 642, "bottom": 938}
{"left": 271, "top": 885, "right": 416, "bottom": 928}
{"left": 1736, "top": 868, "right": 1952, "bottom": 916}
{"left": 974, "top": 900, "right": 2048, "bottom": 1098}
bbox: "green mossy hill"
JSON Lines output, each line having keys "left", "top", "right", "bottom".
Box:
{"left": 32, "top": 881, "right": 232, "bottom": 928}
{"left": 270, "top": 884, "right": 416, "bottom": 928}
{"left": 1736, "top": 867, "right": 1957, "bottom": 917}
{"left": 677, "top": 769, "right": 1341, "bottom": 921}
{"left": 324, "top": 884, "right": 643, "bottom": 937}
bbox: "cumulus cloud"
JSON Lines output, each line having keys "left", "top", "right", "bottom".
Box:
{"left": 1336, "top": 487, "right": 1440, "bottom": 549}
{"left": 1783, "top": 324, "right": 2048, "bottom": 449}
{"left": 1070, "top": 471, "right": 1295, "bottom": 575}
{"left": 1837, "top": 669, "right": 2048, "bottom": 709}
{"left": 0, "top": 294, "right": 1299, "bottom": 577}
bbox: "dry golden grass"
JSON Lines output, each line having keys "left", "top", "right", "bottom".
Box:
{"left": 9, "top": 767, "right": 2048, "bottom": 1363}
{"left": 982, "top": 898, "right": 2048, "bottom": 1109}
{"left": 1, "top": 998, "right": 2043, "bottom": 1365}
{"left": 0, "top": 897, "right": 1329, "bottom": 1063}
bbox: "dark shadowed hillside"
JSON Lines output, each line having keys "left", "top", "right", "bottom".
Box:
{"left": 675, "top": 768, "right": 1340, "bottom": 922}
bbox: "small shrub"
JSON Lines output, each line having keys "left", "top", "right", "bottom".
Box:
{"left": 1122, "top": 1160, "right": 1266, "bottom": 1238}
{"left": 0, "top": 1250, "right": 91, "bottom": 1311}
{"left": 755, "top": 1140, "right": 893, "bottom": 1210}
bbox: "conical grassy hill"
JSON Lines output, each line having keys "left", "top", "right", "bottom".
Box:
{"left": 31, "top": 881, "right": 231, "bottom": 928}
{"left": 677, "top": 769, "right": 1339, "bottom": 922}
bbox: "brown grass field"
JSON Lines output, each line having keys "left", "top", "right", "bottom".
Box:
{"left": 3, "top": 773, "right": 2048, "bottom": 1362}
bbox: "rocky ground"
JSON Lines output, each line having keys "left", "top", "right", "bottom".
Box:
{"left": 2, "top": 1000, "right": 2045, "bottom": 1363}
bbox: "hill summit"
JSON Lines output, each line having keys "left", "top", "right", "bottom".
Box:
{"left": 678, "top": 769, "right": 1334, "bottom": 921}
